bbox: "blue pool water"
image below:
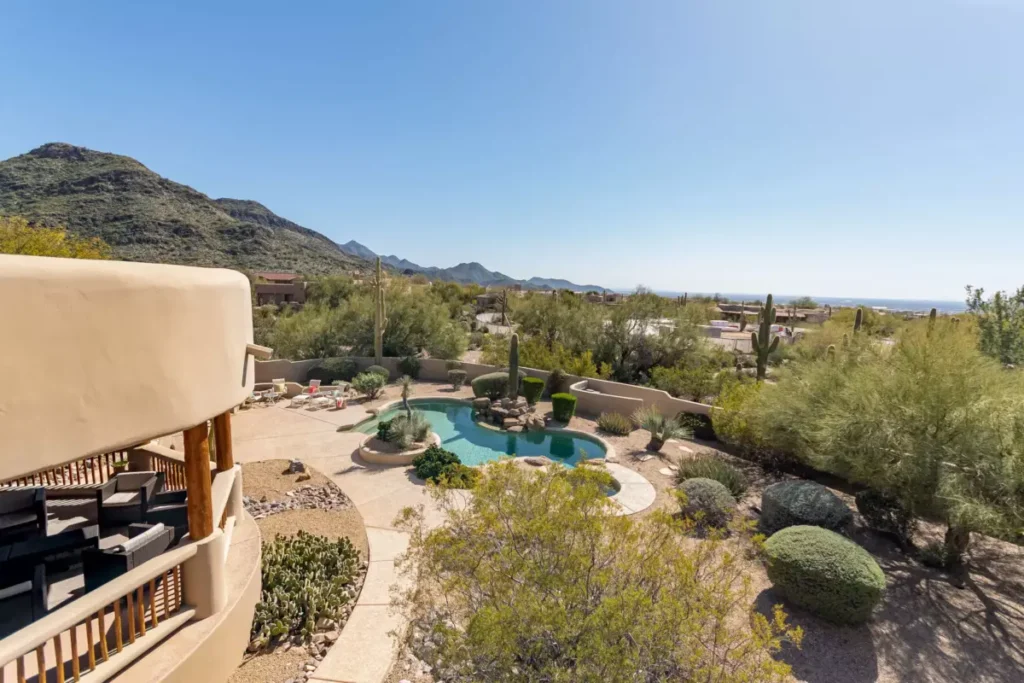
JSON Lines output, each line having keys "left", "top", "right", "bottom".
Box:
{"left": 357, "top": 399, "right": 606, "bottom": 467}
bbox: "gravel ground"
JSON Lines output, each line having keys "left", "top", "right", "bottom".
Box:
{"left": 232, "top": 460, "right": 369, "bottom": 683}
{"left": 383, "top": 386, "right": 1024, "bottom": 683}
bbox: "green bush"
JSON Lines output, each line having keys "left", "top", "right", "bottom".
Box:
{"left": 855, "top": 490, "right": 915, "bottom": 546}
{"left": 413, "top": 445, "right": 461, "bottom": 481}
{"left": 376, "top": 418, "right": 393, "bottom": 442}
{"left": 446, "top": 359, "right": 463, "bottom": 370}
{"left": 764, "top": 526, "right": 885, "bottom": 624}
{"left": 398, "top": 356, "right": 421, "bottom": 379}
{"left": 448, "top": 369, "right": 467, "bottom": 390}
{"left": 680, "top": 413, "right": 717, "bottom": 441}
{"left": 306, "top": 357, "right": 358, "bottom": 384}
{"left": 521, "top": 376, "right": 545, "bottom": 405}
{"left": 678, "top": 478, "right": 736, "bottom": 529}
{"left": 551, "top": 393, "right": 577, "bottom": 422}
{"left": 351, "top": 371, "right": 387, "bottom": 399}
{"left": 472, "top": 371, "right": 512, "bottom": 400}
{"left": 251, "top": 531, "right": 361, "bottom": 649}
{"left": 546, "top": 368, "right": 570, "bottom": 396}
{"left": 761, "top": 481, "right": 852, "bottom": 534}
{"left": 437, "top": 462, "right": 480, "bottom": 489}
{"left": 597, "top": 412, "right": 633, "bottom": 436}
{"left": 676, "top": 457, "right": 749, "bottom": 498}
{"left": 366, "top": 364, "right": 390, "bottom": 380}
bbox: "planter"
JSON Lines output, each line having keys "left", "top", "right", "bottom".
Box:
{"left": 359, "top": 432, "right": 441, "bottom": 466}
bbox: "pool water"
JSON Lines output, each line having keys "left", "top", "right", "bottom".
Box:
{"left": 357, "top": 399, "right": 606, "bottom": 467}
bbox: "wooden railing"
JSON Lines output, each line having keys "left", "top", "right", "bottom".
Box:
{"left": 149, "top": 450, "right": 187, "bottom": 491}
{"left": 0, "top": 544, "right": 197, "bottom": 682}
{"left": 0, "top": 451, "right": 130, "bottom": 489}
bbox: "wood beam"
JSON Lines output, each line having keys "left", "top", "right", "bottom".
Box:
{"left": 212, "top": 412, "right": 234, "bottom": 471}
{"left": 183, "top": 422, "right": 214, "bottom": 540}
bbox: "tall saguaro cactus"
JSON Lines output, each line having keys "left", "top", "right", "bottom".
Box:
{"left": 373, "top": 257, "right": 387, "bottom": 366}
{"left": 927, "top": 307, "right": 937, "bottom": 336}
{"left": 751, "top": 294, "right": 780, "bottom": 382}
{"left": 853, "top": 307, "right": 863, "bottom": 334}
{"left": 508, "top": 333, "right": 520, "bottom": 400}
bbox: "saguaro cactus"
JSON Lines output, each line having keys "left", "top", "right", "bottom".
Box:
{"left": 826, "top": 344, "right": 837, "bottom": 360}
{"left": 927, "top": 307, "right": 937, "bottom": 336}
{"left": 508, "top": 333, "right": 520, "bottom": 400}
{"left": 826, "top": 304, "right": 832, "bottom": 319}
{"left": 739, "top": 315, "right": 748, "bottom": 332}
{"left": 373, "top": 257, "right": 387, "bottom": 365}
{"left": 853, "top": 307, "right": 863, "bottom": 334}
{"left": 751, "top": 293, "right": 780, "bottom": 382}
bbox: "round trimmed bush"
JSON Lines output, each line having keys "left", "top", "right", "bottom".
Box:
{"left": 764, "top": 526, "right": 885, "bottom": 624}
{"left": 448, "top": 368, "right": 468, "bottom": 390}
{"left": 677, "top": 478, "right": 736, "bottom": 529}
{"left": 366, "top": 364, "right": 390, "bottom": 381}
{"left": 551, "top": 393, "right": 577, "bottom": 422}
{"left": 521, "top": 376, "right": 545, "bottom": 405}
{"left": 761, "top": 480, "right": 852, "bottom": 534}
{"left": 472, "top": 372, "right": 512, "bottom": 399}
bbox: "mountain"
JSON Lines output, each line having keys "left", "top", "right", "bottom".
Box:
{"left": 0, "top": 143, "right": 370, "bottom": 274}
{"left": 339, "top": 240, "right": 607, "bottom": 291}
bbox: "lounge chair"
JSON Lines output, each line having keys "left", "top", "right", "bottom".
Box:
{"left": 0, "top": 487, "right": 46, "bottom": 542}
{"left": 96, "top": 471, "right": 164, "bottom": 527}
{"left": 82, "top": 523, "right": 174, "bottom": 592}
{"left": 308, "top": 379, "right": 322, "bottom": 394}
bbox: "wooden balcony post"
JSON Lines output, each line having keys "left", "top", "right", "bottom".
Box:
{"left": 183, "top": 422, "right": 214, "bottom": 540}
{"left": 212, "top": 412, "right": 234, "bottom": 471}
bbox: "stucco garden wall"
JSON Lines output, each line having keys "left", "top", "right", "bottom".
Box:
{"left": 256, "top": 357, "right": 711, "bottom": 418}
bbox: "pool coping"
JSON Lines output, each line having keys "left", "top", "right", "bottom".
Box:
{"left": 361, "top": 395, "right": 618, "bottom": 463}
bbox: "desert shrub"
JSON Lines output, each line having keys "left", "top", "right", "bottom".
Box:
{"left": 471, "top": 372, "right": 511, "bottom": 399}
{"left": 365, "top": 364, "right": 390, "bottom": 380}
{"left": 445, "top": 359, "right": 463, "bottom": 370}
{"left": 521, "top": 376, "right": 545, "bottom": 405}
{"left": 396, "top": 460, "right": 801, "bottom": 682}
{"left": 387, "top": 412, "right": 432, "bottom": 449}
{"left": 448, "top": 369, "right": 467, "bottom": 390}
{"left": 545, "top": 368, "right": 570, "bottom": 396}
{"left": 469, "top": 331, "right": 484, "bottom": 348}
{"left": 597, "top": 412, "right": 633, "bottom": 436}
{"left": 855, "top": 490, "right": 916, "bottom": 546}
{"left": 398, "top": 356, "right": 421, "bottom": 379}
{"left": 676, "top": 456, "right": 749, "bottom": 498}
{"left": 632, "top": 405, "right": 690, "bottom": 451}
{"left": 351, "top": 371, "right": 386, "bottom": 399}
{"left": 250, "top": 531, "right": 361, "bottom": 649}
{"left": 764, "top": 526, "right": 885, "bottom": 625}
{"left": 412, "top": 445, "right": 461, "bottom": 481}
{"left": 551, "top": 392, "right": 577, "bottom": 422}
{"left": 677, "top": 478, "right": 736, "bottom": 529}
{"left": 306, "top": 357, "right": 358, "bottom": 384}
{"left": 436, "top": 463, "right": 480, "bottom": 489}
{"left": 680, "top": 412, "right": 717, "bottom": 440}
{"left": 376, "top": 418, "right": 393, "bottom": 442}
{"left": 761, "top": 481, "right": 852, "bottom": 534}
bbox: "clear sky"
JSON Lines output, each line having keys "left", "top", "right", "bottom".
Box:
{"left": 2, "top": 1, "right": 1021, "bottom": 300}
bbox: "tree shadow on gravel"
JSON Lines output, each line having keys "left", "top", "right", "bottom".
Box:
{"left": 754, "top": 589, "right": 878, "bottom": 683}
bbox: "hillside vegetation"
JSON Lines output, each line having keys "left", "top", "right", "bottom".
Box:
{"left": 0, "top": 143, "right": 369, "bottom": 274}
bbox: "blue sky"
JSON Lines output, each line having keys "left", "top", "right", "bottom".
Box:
{"left": 2, "top": 1, "right": 1021, "bottom": 300}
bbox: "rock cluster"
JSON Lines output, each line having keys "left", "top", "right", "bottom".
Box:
{"left": 472, "top": 396, "right": 545, "bottom": 432}
{"left": 243, "top": 482, "right": 354, "bottom": 520}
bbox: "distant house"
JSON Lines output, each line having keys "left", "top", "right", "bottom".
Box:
{"left": 253, "top": 271, "right": 306, "bottom": 306}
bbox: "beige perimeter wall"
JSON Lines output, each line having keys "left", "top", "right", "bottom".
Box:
{"left": 256, "top": 357, "right": 711, "bottom": 417}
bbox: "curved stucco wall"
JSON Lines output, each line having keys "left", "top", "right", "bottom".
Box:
{"left": 0, "top": 255, "right": 254, "bottom": 482}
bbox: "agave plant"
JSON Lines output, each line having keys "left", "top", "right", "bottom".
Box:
{"left": 632, "top": 405, "right": 691, "bottom": 452}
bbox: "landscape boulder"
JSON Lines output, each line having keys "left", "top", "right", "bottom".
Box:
{"left": 761, "top": 480, "right": 852, "bottom": 534}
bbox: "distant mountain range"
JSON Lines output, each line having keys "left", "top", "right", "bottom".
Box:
{"left": 338, "top": 240, "right": 607, "bottom": 292}
{"left": 0, "top": 143, "right": 369, "bottom": 274}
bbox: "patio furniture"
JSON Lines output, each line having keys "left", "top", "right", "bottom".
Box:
{"left": 96, "top": 471, "right": 164, "bottom": 527}
{"left": 0, "top": 525, "right": 100, "bottom": 573}
{"left": 0, "top": 564, "right": 47, "bottom": 622}
{"left": 0, "top": 487, "right": 46, "bottom": 542}
{"left": 290, "top": 393, "right": 310, "bottom": 407}
{"left": 308, "top": 379, "right": 322, "bottom": 394}
{"left": 82, "top": 522, "right": 175, "bottom": 592}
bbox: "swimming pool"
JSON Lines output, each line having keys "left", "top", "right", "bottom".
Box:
{"left": 357, "top": 398, "right": 606, "bottom": 467}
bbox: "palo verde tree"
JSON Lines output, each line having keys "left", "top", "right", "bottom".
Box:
{"left": 395, "top": 461, "right": 801, "bottom": 683}
{"left": 966, "top": 285, "right": 1024, "bottom": 366}
{"left": 1, "top": 216, "right": 110, "bottom": 259}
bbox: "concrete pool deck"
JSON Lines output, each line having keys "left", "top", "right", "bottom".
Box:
{"left": 210, "top": 390, "right": 657, "bottom": 683}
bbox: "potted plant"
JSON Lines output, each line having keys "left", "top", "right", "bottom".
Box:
{"left": 112, "top": 459, "right": 129, "bottom": 474}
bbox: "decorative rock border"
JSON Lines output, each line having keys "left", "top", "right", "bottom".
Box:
{"left": 359, "top": 431, "right": 441, "bottom": 466}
